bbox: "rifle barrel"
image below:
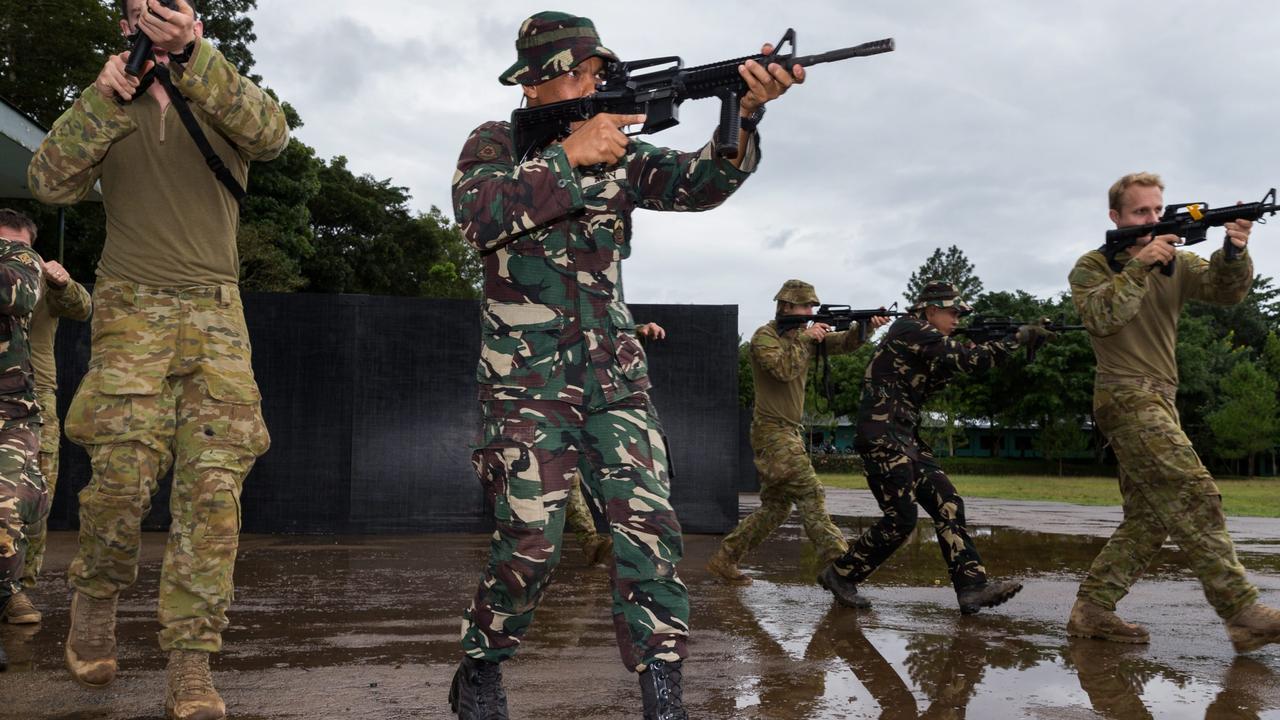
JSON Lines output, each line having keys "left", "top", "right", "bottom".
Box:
{"left": 793, "top": 38, "right": 895, "bottom": 67}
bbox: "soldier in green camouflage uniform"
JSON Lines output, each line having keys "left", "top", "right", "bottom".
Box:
{"left": 824, "top": 282, "right": 1037, "bottom": 614}
{"left": 448, "top": 12, "right": 803, "bottom": 720}
{"left": 1068, "top": 172, "right": 1280, "bottom": 652}
{"left": 27, "top": 0, "right": 285, "bottom": 713}
{"left": 3, "top": 256, "right": 92, "bottom": 626}
{"left": 0, "top": 209, "right": 50, "bottom": 671}
{"left": 707, "top": 280, "right": 877, "bottom": 586}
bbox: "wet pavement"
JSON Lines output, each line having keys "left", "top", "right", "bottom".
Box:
{"left": 4, "top": 491, "right": 1280, "bottom": 719}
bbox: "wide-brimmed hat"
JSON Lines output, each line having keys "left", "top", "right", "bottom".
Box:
{"left": 499, "top": 11, "right": 618, "bottom": 86}
{"left": 911, "top": 281, "right": 973, "bottom": 314}
{"left": 773, "top": 279, "right": 821, "bottom": 306}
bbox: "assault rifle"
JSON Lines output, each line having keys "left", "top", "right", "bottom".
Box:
{"left": 776, "top": 303, "right": 908, "bottom": 343}
{"left": 510, "top": 29, "right": 895, "bottom": 161}
{"left": 1102, "top": 187, "right": 1279, "bottom": 276}
{"left": 954, "top": 316, "right": 1085, "bottom": 361}
{"left": 124, "top": 0, "right": 180, "bottom": 77}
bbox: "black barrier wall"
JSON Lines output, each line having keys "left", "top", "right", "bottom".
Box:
{"left": 48, "top": 295, "right": 741, "bottom": 534}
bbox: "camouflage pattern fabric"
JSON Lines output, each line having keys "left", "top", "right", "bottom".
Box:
{"left": 20, "top": 389, "right": 59, "bottom": 589}
{"left": 854, "top": 314, "right": 1017, "bottom": 454}
{"left": 499, "top": 11, "right": 618, "bottom": 86}
{"left": 64, "top": 280, "right": 269, "bottom": 653}
{"left": 718, "top": 420, "right": 848, "bottom": 564}
{"left": 564, "top": 471, "right": 600, "bottom": 547}
{"left": 834, "top": 446, "right": 987, "bottom": 589}
{"left": 0, "top": 425, "right": 46, "bottom": 610}
{"left": 461, "top": 395, "right": 686, "bottom": 671}
{"left": 0, "top": 240, "right": 45, "bottom": 429}
{"left": 1077, "top": 382, "right": 1257, "bottom": 620}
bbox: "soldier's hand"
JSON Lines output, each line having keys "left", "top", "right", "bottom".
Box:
{"left": 140, "top": 0, "right": 197, "bottom": 54}
{"left": 1015, "top": 322, "right": 1055, "bottom": 348}
{"left": 637, "top": 322, "right": 666, "bottom": 341}
{"left": 42, "top": 260, "right": 70, "bottom": 288}
{"left": 869, "top": 315, "right": 892, "bottom": 329}
{"left": 803, "top": 322, "right": 830, "bottom": 343}
{"left": 1133, "top": 236, "right": 1177, "bottom": 267}
{"left": 95, "top": 52, "right": 149, "bottom": 101}
{"left": 1225, "top": 206, "right": 1252, "bottom": 249}
{"left": 562, "top": 113, "right": 644, "bottom": 168}
{"left": 739, "top": 43, "right": 805, "bottom": 116}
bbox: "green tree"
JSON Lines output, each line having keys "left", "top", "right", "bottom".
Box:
{"left": 904, "top": 245, "right": 984, "bottom": 305}
{"left": 1034, "top": 416, "right": 1090, "bottom": 476}
{"left": 737, "top": 338, "right": 754, "bottom": 408}
{"left": 1208, "top": 359, "right": 1280, "bottom": 477}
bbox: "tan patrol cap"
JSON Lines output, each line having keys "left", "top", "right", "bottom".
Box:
{"left": 773, "top": 279, "right": 820, "bottom": 306}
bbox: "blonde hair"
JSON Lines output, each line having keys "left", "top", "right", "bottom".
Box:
{"left": 1108, "top": 172, "right": 1164, "bottom": 211}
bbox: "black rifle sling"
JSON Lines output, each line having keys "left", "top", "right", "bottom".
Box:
{"left": 152, "top": 66, "right": 247, "bottom": 203}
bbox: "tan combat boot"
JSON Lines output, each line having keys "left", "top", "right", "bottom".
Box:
{"left": 65, "top": 591, "right": 119, "bottom": 687}
{"left": 4, "top": 590, "right": 42, "bottom": 624}
{"left": 165, "top": 650, "right": 226, "bottom": 720}
{"left": 581, "top": 533, "right": 614, "bottom": 567}
{"left": 1226, "top": 602, "right": 1280, "bottom": 653}
{"left": 706, "top": 547, "right": 751, "bottom": 586}
{"left": 1066, "top": 599, "right": 1150, "bottom": 644}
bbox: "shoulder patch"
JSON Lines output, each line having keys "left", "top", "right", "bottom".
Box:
{"left": 476, "top": 142, "right": 500, "bottom": 161}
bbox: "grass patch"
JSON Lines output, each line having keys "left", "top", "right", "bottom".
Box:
{"left": 820, "top": 473, "right": 1280, "bottom": 518}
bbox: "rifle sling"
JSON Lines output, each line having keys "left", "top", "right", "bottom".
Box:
{"left": 152, "top": 65, "right": 247, "bottom": 203}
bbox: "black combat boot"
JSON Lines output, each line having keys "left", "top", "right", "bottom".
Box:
{"left": 448, "top": 656, "right": 509, "bottom": 720}
{"left": 817, "top": 565, "right": 871, "bottom": 609}
{"left": 957, "top": 579, "right": 1023, "bottom": 615}
{"left": 640, "top": 659, "right": 687, "bottom": 720}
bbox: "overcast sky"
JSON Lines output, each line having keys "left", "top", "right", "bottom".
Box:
{"left": 250, "top": 1, "right": 1280, "bottom": 335}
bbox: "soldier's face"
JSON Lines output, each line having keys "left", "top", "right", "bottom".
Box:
{"left": 1110, "top": 185, "right": 1164, "bottom": 245}
{"left": 780, "top": 302, "right": 814, "bottom": 316}
{"left": 926, "top": 306, "right": 960, "bottom": 335}
{"left": 0, "top": 226, "right": 32, "bottom": 246}
{"left": 523, "top": 56, "right": 606, "bottom": 108}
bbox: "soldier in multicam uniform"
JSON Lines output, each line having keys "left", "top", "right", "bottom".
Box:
{"left": 448, "top": 11, "right": 802, "bottom": 720}
{"left": 821, "top": 282, "right": 1042, "bottom": 614}
{"left": 27, "top": 0, "right": 285, "bottom": 715}
{"left": 3, "top": 249, "right": 92, "bottom": 626}
{"left": 706, "top": 280, "right": 885, "bottom": 586}
{"left": 1067, "top": 172, "right": 1280, "bottom": 652}
{"left": 0, "top": 208, "right": 49, "bottom": 672}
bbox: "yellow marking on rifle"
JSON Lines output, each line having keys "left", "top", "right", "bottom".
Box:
{"left": 1188, "top": 204, "right": 1204, "bottom": 221}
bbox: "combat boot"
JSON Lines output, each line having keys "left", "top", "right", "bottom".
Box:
{"left": 65, "top": 591, "right": 119, "bottom": 687}
{"left": 1226, "top": 602, "right": 1280, "bottom": 653}
{"left": 640, "top": 659, "right": 687, "bottom": 720}
{"left": 3, "top": 591, "right": 41, "bottom": 624}
{"left": 1066, "top": 599, "right": 1149, "bottom": 643}
{"left": 165, "top": 650, "right": 225, "bottom": 720}
{"left": 582, "top": 533, "right": 614, "bottom": 567}
{"left": 957, "top": 579, "right": 1023, "bottom": 615}
{"left": 706, "top": 547, "right": 751, "bottom": 586}
{"left": 448, "top": 656, "right": 509, "bottom": 720}
{"left": 817, "top": 565, "right": 871, "bottom": 609}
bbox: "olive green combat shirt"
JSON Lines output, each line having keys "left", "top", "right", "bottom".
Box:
{"left": 750, "top": 320, "right": 865, "bottom": 427}
{"left": 27, "top": 39, "right": 289, "bottom": 287}
{"left": 1069, "top": 247, "right": 1253, "bottom": 386}
{"left": 30, "top": 277, "right": 92, "bottom": 394}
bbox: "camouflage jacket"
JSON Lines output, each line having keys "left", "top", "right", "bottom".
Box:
{"left": 751, "top": 320, "right": 866, "bottom": 427}
{"left": 1070, "top": 247, "right": 1252, "bottom": 387}
{"left": 855, "top": 314, "right": 1016, "bottom": 452}
{"left": 0, "top": 240, "right": 45, "bottom": 427}
{"left": 452, "top": 120, "right": 759, "bottom": 408}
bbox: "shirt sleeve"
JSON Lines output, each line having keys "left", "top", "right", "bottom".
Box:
{"left": 626, "top": 133, "right": 758, "bottom": 212}
{"left": 27, "top": 85, "right": 134, "bottom": 206}
{"left": 1069, "top": 251, "right": 1151, "bottom": 337}
{"left": 1182, "top": 247, "right": 1254, "bottom": 306}
{"left": 46, "top": 278, "right": 93, "bottom": 321}
{"left": 173, "top": 38, "right": 289, "bottom": 162}
{"left": 751, "top": 324, "right": 812, "bottom": 383}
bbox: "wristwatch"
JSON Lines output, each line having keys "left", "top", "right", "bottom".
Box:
{"left": 739, "top": 105, "right": 766, "bottom": 134}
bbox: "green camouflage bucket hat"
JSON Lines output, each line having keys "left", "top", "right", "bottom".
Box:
{"left": 773, "top": 279, "right": 821, "bottom": 306}
{"left": 911, "top": 281, "right": 973, "bottom": 315}
{"left": 499, "top": 11, "right": 619, "bottom": 86}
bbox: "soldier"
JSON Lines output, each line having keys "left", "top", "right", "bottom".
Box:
{"left": 706, "top": 280, "right": 885, "bottom": 585}
{"left": 821, "top": 282, "right": 1040, "bottom": 614}
{"left": 27, "top": 0, "right": 285, "bottom": 715}
{"left": 0, "top": 208, "right": 49, "bottom": 671}
{"left": 3, "top": 252, "right": 92, "bottom": 626}
{"left": 1067, "top": 172, "right": 1280, "bottom": 651}
{"left": 449, "top": 11, "right": 801, "bottom": 720}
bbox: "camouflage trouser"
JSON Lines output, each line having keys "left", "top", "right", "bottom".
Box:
{"left": 461, "top": 394, "right": 688, "bottom": 671}
{"left": 64, "top": 280, "right": 270, "bottom": 653}
{"left": 718, "top": 421, "right": 848, "bottom": 565}
{"left": 834, "top": 445, "right": 987, "bottom": 590}
{"left": 1078, "top": 381, "right": 1257, "bottom": 620}
{"left": 0, "top": 424, "right": 46, "bottom": 611}
{"left": 20, "top": 389, "right": 59, "bottom": 589}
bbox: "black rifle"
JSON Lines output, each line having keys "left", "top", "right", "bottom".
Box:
{"left": 124, "top": 0, "right": 180, "bottom": 77}
{"left": 1102, "top": 187, "right": 1279, "bottom": 276}
{"left": 776, "top": 302, "right": 908, "bottom": 343}
{"left": 510, "top": 29, "right": 894, "bottom": 162}
{"left": 954, "top": 316, "right": 1085, "bottom": 361}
